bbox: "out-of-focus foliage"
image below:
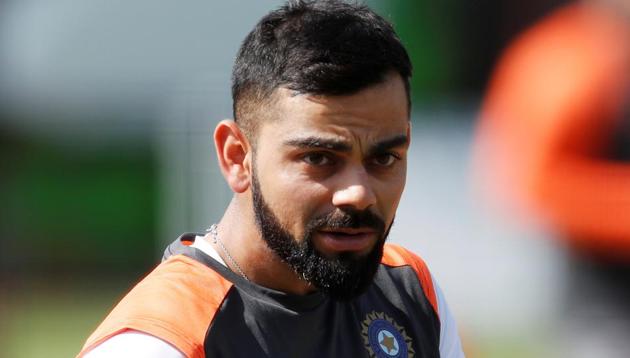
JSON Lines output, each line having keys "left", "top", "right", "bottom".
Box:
{"left": 0, "top": 129, "right": 156, "bottom": 275}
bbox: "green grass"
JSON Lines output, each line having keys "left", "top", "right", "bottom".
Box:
{"left": 0, "top": 280, "right": 132, "bottom": 358}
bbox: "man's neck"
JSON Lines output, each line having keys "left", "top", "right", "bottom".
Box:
{"left": 208, "top": 198, "right": 315, "bottom": 295}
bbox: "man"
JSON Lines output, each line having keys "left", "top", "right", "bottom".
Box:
{"left": 78, "top": 1, "right": 464, "bottom": 357}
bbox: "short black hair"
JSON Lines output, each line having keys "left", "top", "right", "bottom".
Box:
{"left": 231, "top": 0, "right": 412, "bottom": 137}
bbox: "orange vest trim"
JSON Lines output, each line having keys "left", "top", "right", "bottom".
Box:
{"left": 381, "top": 244, "right": 439, "bottom": 319}
{"left": 77, "top": 255, "right": 233, "bottom": 358}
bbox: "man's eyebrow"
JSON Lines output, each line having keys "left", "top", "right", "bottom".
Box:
{"left": 283, "top": 137, "right": 352, "bottom": 152}
{"left": 283, "top": 134, "right": 408, "bottom": 154}
{"left": 368, "top": 134, "right": 409, "bottom": 155}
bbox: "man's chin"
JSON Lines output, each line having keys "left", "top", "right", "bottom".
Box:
{"left": 318, "top": 266, "right": 379, "bottom": 301}
{"left": 306, "top": 242, "right": 384, "bottom": 301}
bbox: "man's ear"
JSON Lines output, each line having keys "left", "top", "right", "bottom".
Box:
{"left": 214, "top": 120, "right": 252, "bottom": 193}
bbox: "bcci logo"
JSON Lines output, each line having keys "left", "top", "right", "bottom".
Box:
{"left": 361, "top": 311, "right": 414, "bottom": 358}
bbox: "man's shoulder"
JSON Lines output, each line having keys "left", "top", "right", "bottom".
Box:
{"left": 380, "top": 243, "right": 438, "bottom": 316}
{"left": 78, "top": 255, "right": 233, "bottom": 357}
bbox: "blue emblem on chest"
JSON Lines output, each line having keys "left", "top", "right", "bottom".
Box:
{"left": 368, "top": 318, "right": 406, "bottom": 357}
{"left": 361, "top": 311, "right": 414, "bottom": 358}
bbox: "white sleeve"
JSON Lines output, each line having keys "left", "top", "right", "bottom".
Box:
{"left": 83, "top": 330, "right": 185, "bottom": 358}
{"left": 432, "top": 275, "right": 466, "bottom": 358}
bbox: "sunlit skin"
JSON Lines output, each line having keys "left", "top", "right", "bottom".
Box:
{"left": 211, "top": 72, "right": 410, "bottom": 295}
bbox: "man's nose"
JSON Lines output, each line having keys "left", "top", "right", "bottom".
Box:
{"left": 331, "top": 168, "right": 377, "bottom": 211}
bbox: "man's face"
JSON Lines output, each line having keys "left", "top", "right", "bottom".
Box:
{"left": 250, "top": 73, "right": 410, "bottom": 300}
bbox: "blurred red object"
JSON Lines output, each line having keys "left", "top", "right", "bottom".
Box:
{"left": 475, "top": 2, "right": 630, "bottom": 260}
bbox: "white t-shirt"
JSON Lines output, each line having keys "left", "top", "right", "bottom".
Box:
{"left": 84, "top": 237, "right": 464, "bottom": 357}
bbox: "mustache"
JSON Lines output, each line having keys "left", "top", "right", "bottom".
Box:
{"left": 306, "top": 208, "right": 386, "bottom": 232}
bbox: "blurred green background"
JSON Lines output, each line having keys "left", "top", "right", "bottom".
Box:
{"left": 0, "top": 0, "right": 569, "bottom": 356}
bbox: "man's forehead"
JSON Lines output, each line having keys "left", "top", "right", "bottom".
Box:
{"left": 272, "top": 91, "right": 407, "bottom": 123}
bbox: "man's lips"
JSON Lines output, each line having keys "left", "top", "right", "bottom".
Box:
{"left": 316, "top": 228, "right": 377, "bottom": 252}
{"left": 319, "top": 227, "right": 377, "bottom": 235}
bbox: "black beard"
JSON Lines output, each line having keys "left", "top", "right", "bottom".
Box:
{"left": 251, "top": 168, "right": 392, "bottom": 301}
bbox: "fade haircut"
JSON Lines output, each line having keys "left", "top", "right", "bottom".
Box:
{"left": 231, "top": 0, "right": 412, "bottom": 139}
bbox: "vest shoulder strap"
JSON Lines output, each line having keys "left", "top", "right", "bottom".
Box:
{"left": 78, "top": 255, "right": 232, "bottom": 358}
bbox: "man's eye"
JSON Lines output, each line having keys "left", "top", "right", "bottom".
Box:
{"left": 371, "top": 153, "right": 398, "bottom": 167}
{"left": 302, "top": 153, "right": 333, "bottom": 166}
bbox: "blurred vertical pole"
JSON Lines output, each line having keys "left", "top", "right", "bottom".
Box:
{"left": 155, "top": 1, "right": 284, "bottom": 250}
